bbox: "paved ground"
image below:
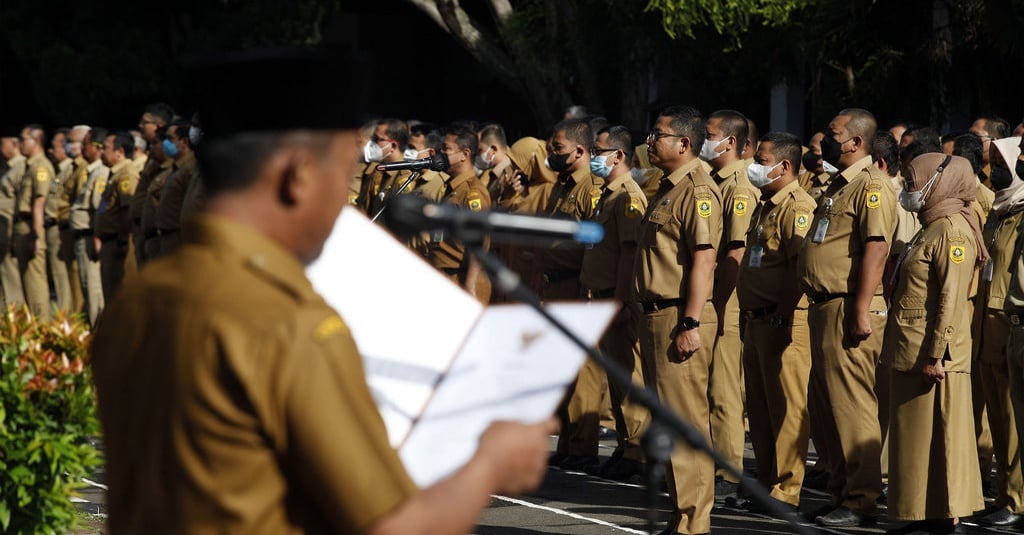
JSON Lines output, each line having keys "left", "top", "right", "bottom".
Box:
{"left": 75, "top": 435, "right": 1019, "bottom": 535}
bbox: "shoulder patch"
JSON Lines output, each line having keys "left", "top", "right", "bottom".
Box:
{"left": 865, "top": 190, "right": 881, "bottom": 209}
{"left": 314, "top": 315, "right": 347, "bottom": 341}
{"left": 949, "top": 245, "right": 966, "bottom": 264}
{"left": 119, "top": 179, "right": 131, "bottom": 193}
{"left": 35, "top": 167, "right": 48, "bottom": 182}
{"left": 865, "top": 181, "right": 883, "bottom": 192}
{"left": 696, "top": 197, "right": 712, "bottom": 218}
{"left": 590, "top": 188, "right": 602, "bottom": 211}
{"left": 467, "top": 193, "right": 483, "bottom": 212}
{"left": 626, "top": 195, "right": 642, "bottom": 218}
{"left": 732, "top": 196, "right": 749, "bottom": 216}
{"left": 794, "top": 212, "right": 810, "bottom": 231}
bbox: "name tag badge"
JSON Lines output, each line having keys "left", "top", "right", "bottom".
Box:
{"left": 982, "top": 258, "right": 994, "bottom": 282}
{"left": 812, "top": 218, "right": 829, "bottom": 243}
{"left": 431, "top": 230, "right": 445, "bottom": 243}
{"left": 748, "top": 245, "right": 763, "bottom": 268}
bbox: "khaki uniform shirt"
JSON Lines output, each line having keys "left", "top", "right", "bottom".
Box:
{"left": 799, "top": 155, "right": 897, "bottom": 296}
{"left": 155, "top": 153, "right": 197, "bottom": 233}
{"left": 888, "top": 175, "right": 922, "bottom": 260}
{"left": 979, "top": 209, "right": 1024, "bottom": 311}
{"left": 580, "top": 173, "right": 646, "bottom": 294}
{"left": 70, "top": 160, "right": 110, "bottom": 231}
{"left": 91, "top": 216, "right": 417, "bottom": 535}
{"left": 18, "top": 153, "right": 55, "bottom": 219}
{"left": 131, "top": 158, "right": 162, "bottom": 224}
{"left": 54, "top": 158, "right": 74, "bottom": 223}
{"left": 526, "top": 166, "right": 604, "bottom": 274}
{"left": 0, "top": 155, "right": 26, "bottom": 221}
{"left": 737, "top": 180, "right": 816, "bottom": 310}
{"left": 974, "top": 181, "right": 995, "bottom": 228}
{"left": 140, "top": 159, "right": 176, "bottom": 238}
{"left": 798, "top": 170, "right": 831, "bottom": 202}
{"left": 713, "top": 159, "right": 759, "bottom": 249}
{"left": 180, "top": 170, "right": 205, "bottom": 229}
{"left": 65, "top": 156, "right": 89, "bottom": 221}
{"left": 425, "top": 171, "right": 491, "bottom": 270}
{"left": 94, "top": 159, "right": 140, "bottom": 239}
{"left": 358, "top": 168, "right": 412, "bottom": 217}
{"left": 131, "top": 153, "right": 148, "bottom": 175}
{"left": 882, "top": 214, "right": 976, "bottom": 372}
{"left": 633, "top": 159, "right": 723, "bottom": 302}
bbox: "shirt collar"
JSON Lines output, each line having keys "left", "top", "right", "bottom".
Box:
{"left": 714, "top": 159, "right": 747, "bottom": 182}
{"left": 765, "top": 179, "right": 803, "bottom": 206}
{"left": 603, "top": 172, "right": 630, "bottom": 192}
{"left": 663, "top": 158, "right": 703, "bottom": 187}
{"left": 839, "top": 155, "right": 875, "bottom": 183}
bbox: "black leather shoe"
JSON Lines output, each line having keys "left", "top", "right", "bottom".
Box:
{"left": 558, "top": 454, "right": 598, "bottom": 471}
{"left": 816, "top": 505, "right": 872, "bottom": 527}
{"left": 803, "top": 503, "right": 835, "bottom": 523}
{"left": 587, "top": 457, "right": 644, "bottom": 480}
{"left": 977, "top": 507, "right": 1023, "bottom": 527}
{"left": 744, "top": 496, "right": 798, "bottom": 516}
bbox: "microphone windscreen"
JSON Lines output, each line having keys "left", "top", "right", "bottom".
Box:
{"left": 429, "top": 153, "right": 449, "bottom": 172}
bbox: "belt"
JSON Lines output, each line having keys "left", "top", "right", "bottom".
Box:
{"left": 542, "top": 269, "right": 580, "bottom": 284}
{"left": 14, "top": 213, "right": 31, "bottom": 223}
{"left": 44, "top": 218, "right": 58, "bottom": 228}
{"left": 590, "top": 288, "right": 615, "bottom": 299}
{"left": 441, "top": 267, "right": 465, "bottom": 276}
{"left": 640, "top": 298, "right": 683, "bottom": 313}
{"left": 98, "top": 233, "right": 119, "bottom": 243}
{"left": 742, "top": 304, "right": 778, "bottom": 320}
{"left": 807, "top": 292, "right": 851, "bottom": 305}
{"left": 72, "top": 229, "right": 93, "bottom": 239}
{"left": 1010, "top": 313, "right": 1024, "bottom": 326}
{"left": 58, "top": 221, "right": 70, "bottom": 230}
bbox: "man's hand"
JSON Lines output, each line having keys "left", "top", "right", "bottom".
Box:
{"left": 32, "top": 237, "right": 40, "bottom": 257}
{"left": 477, "top": 419, "right": 556, "bottom": 495}
{"left": 673, "top": 327, "right": 701, "bottom": 362}
{"left": 846, "top": 309, "right": 872, "bottom": 345}
{"left": 92, "top": 236, "right": 102, "bottom": 260}
{"left": 922, "top": 358, "right": 945, "bottom": 383}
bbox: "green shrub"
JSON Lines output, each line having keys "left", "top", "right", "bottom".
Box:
{"left": 0, "top": 307, "right": 101, "bottom": 534}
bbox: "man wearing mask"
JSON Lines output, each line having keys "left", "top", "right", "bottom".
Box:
{"left": 94, "top": 131, "right": 140, "bottom": 301}
{"left": 634, "top": 105, "right": 722, "bottom": 535}
{"left": 140, "top": 127, "right": 175, "bottom": 263}
{"left": 70, "top": 128, "right": 109, "bottom": 324}
{"left": 799, "top": 132, "right": 834, "bottom": 202}
{"left": 46, "top": 128, "right": 75, "bottom": 312}
{"left": 356, "top": 118, "right": 411, "bottom": 220}
{"left": 973, "top": 135, "right": 1024, "bottom": 529}
{"left": 798, "top": 108, "right": 894, "bottom": 527}
{"left": 57, "top": 127, "right": 87, "bottom": 313}
{"left": 155, "top": 120, "right": 196, "bottom": 256}
{"left": 737, "top": 132, "right": 816, "bottom": 515}
{"left": 580, "top": 125, "right": 647, "bottom": 480}
{"left": 701, "top": 109, "right": 758, "bottom": 497}
{"left": 15, "top": 125, "right": 55, "bottom": 319}
{"left": 0, "top": 129, "right": 25, "bottom": 307}
{"left": 404, "top": 123, "right": 447, "bottom": 204}
{"left": 476, "top": 123, "right": 513, "bottom": 203}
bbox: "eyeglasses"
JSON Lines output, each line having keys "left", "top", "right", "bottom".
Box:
{"left": 646, "top": 131, "right": 683, "bottom": 143}
{"left": 590, "top": 147, "right": 618, "bottom": 156}
{"left": 371, "top": 134, "right": 394, "bottom": 145}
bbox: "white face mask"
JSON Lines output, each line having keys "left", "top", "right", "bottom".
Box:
{"left": 188, "top": 126, "right": 202, "bottom": 146}
{"left": 899, "top": 171, "right": 940, "bottom": 213}
{"left": 403, "top": 148, "right": 422, "bottom": 160}
{"left": 364, "top": 141, "right": 385, "bottom": 163}
{"left": 474, "top": 148, "right": 495, "bottom": 170}
{"left": 699, "top": 137, "right": 729, "bottom": 162}
{"left": 822, "top": 160, "right": 839, "bottom": 175}
{"left": 747, "top": 161, "right": 783, "bottom": 189}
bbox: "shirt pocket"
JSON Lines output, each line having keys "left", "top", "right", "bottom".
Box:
{"left": 894, "top": 295, "right": 927, "bottom": 327}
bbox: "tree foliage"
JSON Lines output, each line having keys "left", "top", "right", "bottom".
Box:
{"left": 645, "top": 0, "right": 811, "bottom": 43}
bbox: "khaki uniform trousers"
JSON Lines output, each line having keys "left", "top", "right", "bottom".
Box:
{"left": 45, "top": 225, "right": 72, "bottom": 312}
{"left": 639, "top": 301, "right": 716, "bottom": 535}
{"left": 73, "top": 235, "right": 103, "bottom": 325}
{"left": 14, "top": 221, "right": 50, "bottom": 319}
{"left": 971, "top": 300, "right": 996, "bottom": 482}
{"left": 709, "top": 291, "right": 744, "bottom": 482}
{"left": 888, "top": 370, "right": 984, "bottom": 520}
{"left": 99, "top": 236, "right": 128, "bottom": 304}
{"left": 742, "top": 309, "right": 811, "bottom": 506}
{"left": 980, "top": 309, "right": 1024, "bottom": 512}
{"left": 876, "top": 361, "right": 891, "bottom": 484}
{"left": 0, "top": 215, "right": 23, "bottom": 307}
{"left": 807, "top": 296, "right": 884, "bottom": 513}
{"left": 1007, "top": 326, "right": 1024, "bottom": 485}
{"left": 59, "top": 226, "right": 83, "bottom": 314}
{"left": 605, "top": 312, "right": 648, "bottom": 462}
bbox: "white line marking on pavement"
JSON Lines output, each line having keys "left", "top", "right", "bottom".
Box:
{"left": 83, "top": 477, "right": 108, "bottom": 490}
{"left": 491, "top": 495, "right": 648, "bottom": 534}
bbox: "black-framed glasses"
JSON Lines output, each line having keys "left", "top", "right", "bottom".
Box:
{"left": 646, "top": 130, "right": 683, "bottom": 143}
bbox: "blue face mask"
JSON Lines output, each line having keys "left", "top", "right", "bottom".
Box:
{"left": 590, "top": 155, "right": 612, "bottom": 178}
{"left": 162, "top": 138, "right": 179, "bottom": 158}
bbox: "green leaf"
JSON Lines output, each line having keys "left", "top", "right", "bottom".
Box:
{"left": 0, "top": 500, "right": 9, "bottom": 530}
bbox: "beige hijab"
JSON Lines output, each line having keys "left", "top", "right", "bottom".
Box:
{"left": 508, "top": 137, "right": 557, "bottom": 185}
{"left": 991, "top": 136, "right": 1024, "bottom": 215}
{"left": 907, "top": 153, "right": 989, "bottom": 263}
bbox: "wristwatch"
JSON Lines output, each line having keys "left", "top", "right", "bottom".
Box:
{"left": 679, "top": 316, "right": 700, "bottom": 331}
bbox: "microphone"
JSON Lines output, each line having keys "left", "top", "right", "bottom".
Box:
{"left": 389, "top": 195, "right": 604, "bottom": 245}
{"left": 376, "top": 153, "right": 448, "bottom": 172}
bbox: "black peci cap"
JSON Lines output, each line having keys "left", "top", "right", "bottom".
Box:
{"left": 188, "top": 47, "right": 371, "bottom": 138}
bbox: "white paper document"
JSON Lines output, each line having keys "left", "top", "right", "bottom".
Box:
{"left": 308, "top": 209, "right": 617, "bottom": 486}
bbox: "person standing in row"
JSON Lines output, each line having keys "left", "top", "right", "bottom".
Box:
{"left": 15, "top": 125, "right": 54, "bottom": 319}
{"left": 94, "top": 131, "right": 139, "bottom": 301}
{"left": 155, "top": 120, "right": 196, "bottom": 256}
{"left": 69, "top": 128, "right": 109, "bottom": 324}
{"left": 0, "top": 129, "right": 25, "bottom": 308}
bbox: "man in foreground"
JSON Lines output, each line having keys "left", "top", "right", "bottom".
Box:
{"left": 91, "top": 48, "right": 553, "bottom": 535}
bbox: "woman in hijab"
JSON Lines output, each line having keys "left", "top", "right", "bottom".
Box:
{"left": 883, "top": 153, "right": 987, "bottom": 535}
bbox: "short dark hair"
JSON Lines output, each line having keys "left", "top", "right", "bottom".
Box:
{"left": 410, "top": 122, "right": 438, "bottom": 138}
{"left": 23, "top": 124, "right": 46, "bottom": 147}
{"left": 901, "top": 136, "right": 942, "bottom": 166}
{"left": 953, "top": 133, "right": 984, "bottom": 176}
{"left": 758, "top": 132, "right": 801, "bottom": 170}
{"left": 586, "top": 116, "right": 610, "bottom": 142}
{"left": 903, "top": 126, "right": 940, "bottom": 148}
{"left": 597, "top": 125, "right": 634, "bottom": 162}
{"left": 837, "top": 108, "right": 877, "bottom": 145}
{"left": 979, "top": 116, "right": 1011, "bottom": 140}
{"left": 111, "top": 131, "right": 135, "bottom": 156}
{"left": 552, "top": 118, "right": 592, "bottom": 150}
{"left": 155, "top": 125, "right": 170, "bottom": 143}
{"left": 88, "top": 127, "right": 109, "bottom": 146}
{"left": 168, "top": 119, "right": 193, "bottom": 148}
{"left": 871, "top": 131, "right": 900, "bottom": 177}
{"left": 144, "top": 103, "right": 176, "bottom": 126}
{"left": 198, "top": 131, "right": 332, "bottom": 196}
{"left": 53, "top": 127, "right": 70, "bottom": 141}
{"left": 710, "top": 110, "right": 749, "bottom": 145}
{"left": 423, "top": 127, "right": 445, "bottom": 152}
{"left": 379, "top": 118, "right": 410, "bottom": 150}
{"left": 448, "top": 128, "right": 478, "bottom": 160}
{"left": 478, "top": 123, "right": 507, "bottom": 147}
{"left": 885, "top": 120, "right": 919, "bottom": 132}
{"left": 658, "top": 105, "right": 705, "bottom": 155}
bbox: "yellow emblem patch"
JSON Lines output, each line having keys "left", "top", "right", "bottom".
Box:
{"left": 866, "top": 191, "right": 881, "bottom": 209}
{"left": 348, "top": 192, "right": 359, "bottom": 205}
{"left": 314, "top": 315, "right": 347, "bottom": 341}
{"left": 35, "top": 168, "right": 48, "bottom": 182}
{"left": 950, "top": 245, "right": 965, "bottom": 264}
{"left": 733, "top": 197, "right": 748, "bottom": 216}
{"left": 626, "top": 196, "right": 642, "bottom": 218}
{"left": 119, "top": 180, "right": 131, "bottom": 193}
{"left": 468, "top": 196, "right": 483, "bottom": 211}
{"left": 696, "top": 198, "right": 712, "bottom": 218}
{"left": 795, "top": 212, "right": 810, "bottom": 230}
{"left": 590, "top": 189, "right": 602, "bottom": 211}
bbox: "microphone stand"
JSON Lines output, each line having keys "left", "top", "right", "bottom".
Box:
{"left": 456, "top": 233, "right": 819, "bottom": 535}
{"left": 371, "top": 169, "right": 422, "bottom": 223}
